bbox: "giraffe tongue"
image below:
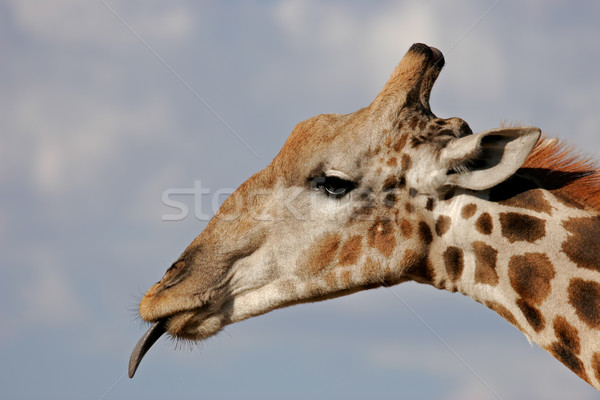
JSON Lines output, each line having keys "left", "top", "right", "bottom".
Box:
{"left": 128, "top": 320, "right": 166, "bottom": 378}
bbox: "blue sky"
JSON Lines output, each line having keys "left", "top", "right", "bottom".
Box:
{"left": 2, "top": 1, "right": 600, "bottom": 399}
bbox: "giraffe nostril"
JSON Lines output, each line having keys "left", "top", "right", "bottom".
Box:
{"left": 161, "top": 260, "right": 189, "bottom": 289}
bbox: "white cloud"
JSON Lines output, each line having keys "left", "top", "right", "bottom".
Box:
{"left": 10, "top": 86, "right": 171, "bottom": 197}
{"left": 363, "top": 2, "right": 439, "bottom": 75}
{"left": 18, "top": 247, "right": 84, "bottom": 327}
{"left": 34, "top": 141, "right": 63, "bottom": 194}
{"left": 271, "top": 0, "right": 310, "bottom": 39}
{"left": 271, "top": 0, "right": 600, "bottom": 145}
{"left": 6, "top": 0, "right": 193, "bottom": 47}
{"left": 446, "top": 382, "right": 501, "bottom": 400}
{"left": 267, "top": 0, "right": 513, "bottom": 119}
{"left": 365, "top": 337, "right": 597, "bottom": 399}
{"left": 270, "top": 1, "right": 440, "bottom": 94}
{"left": 128, "top": 162, "right": 188, "bottom": 225}
{"left": 272, "top": 1, "right": 438, "bottom": 48}
{"left": 139, "top": 5, "right": 193, "bottom": 41}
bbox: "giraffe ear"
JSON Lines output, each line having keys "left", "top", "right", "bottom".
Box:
{"left": 440, "top": 127, "right": 541, "bottom": 191}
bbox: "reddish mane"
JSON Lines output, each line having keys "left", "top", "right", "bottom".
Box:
{"left": 522, "top": 136, "right": 600, "bottom": 212}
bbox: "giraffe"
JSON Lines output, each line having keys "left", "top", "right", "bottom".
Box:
{"left": 129, "top": 43, "right": 600, "bottom": 390}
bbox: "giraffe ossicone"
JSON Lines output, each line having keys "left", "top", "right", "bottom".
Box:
{"left": 130, "top": 43, "right": 600, "bottom": 391}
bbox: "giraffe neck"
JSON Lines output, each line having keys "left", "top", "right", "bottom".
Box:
{"left": 423, "top": 184, "right": 600, "bottom": 388}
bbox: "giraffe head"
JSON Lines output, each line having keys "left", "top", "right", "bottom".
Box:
{"left": 130, "top": 43, "right": 540, "bottom": 376}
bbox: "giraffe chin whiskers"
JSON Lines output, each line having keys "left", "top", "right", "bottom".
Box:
{"left": 165, "top": 309, "right": 228, "bottom": 342}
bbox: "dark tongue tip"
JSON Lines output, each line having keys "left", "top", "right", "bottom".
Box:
{"left": 128, "top": 320, "right": 167, "bottom": 378}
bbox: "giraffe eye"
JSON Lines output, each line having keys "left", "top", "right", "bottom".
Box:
{"left": 311, "top": 176, "right": 356, "bottom": 199}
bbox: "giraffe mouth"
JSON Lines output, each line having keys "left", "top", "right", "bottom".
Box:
{"left": 128, "top": 319, "right": 167, "bottom": 378}
{"left": 129, "top": 301, "right": 227, "bottom": 378}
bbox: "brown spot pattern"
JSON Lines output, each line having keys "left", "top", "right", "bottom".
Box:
{"left": 425, "top": 198, "right": 435, "bottom": 211}
{"left": 509, "top": 252, "right": 555, "bottom": 332}
{"left": 401, "top": 154, "right": 412, "bottom": 170}
{"left": 509, "top": 253, "right": 555, "bottom": 305}
{"left": 461, "top": 204, "right": 477, "bottom": 219}
{"left": 387, "top": 157, "right": 397, "bottom": 166}
{"left": 384, "top": 193, "right": 397, "bottom": 208}
{"left": 392, "top": 134, "right": 408, "bottom": 152}
{"left": 568, "top": 278, "right": 600, "bottom": 329}
{"left": 498, "top": 189, "right": 553, "bottom": 214}
{"left": 418, "top": 222, "right": 433, "bottom": 245}
{"left": 562, "top": 217, "right": 600, "bottom": 273}
{"left": 517, "top": 298, "right": 545, "bottom": 332}
{"left": 302, "top": 234, "right": 341, "bottom": 275}
{"left": 382, "top": 176, "right": 399, "bottom": 191}
{"left": 443, "top": 247, "right": 464, "bottom": 282}
{"left": 352, "top": 205, "right": 374, "bottom": 220}
{"left": 549, "top": 343, "right": 587, "bottom": 381}
{"left": 593, "top": 353, "right": 600, "bottom": 384}
{"left": 473, "top": 241, "right": 499, "bottom": 286}
{"left": 499, "top": 212, "right": 546, "bottom": 243}
{"left": 402, "top": 249, "right": 435, "bottom": 284}
{"left": 475, "top": 212, "right": 493, "bottom": 235}
{"left": 338, "top": 236, "right": 363, "bottom": 266}
{"left": 548, "top": 316, "right": 586, "bottom": 381}
{"left": 435, "top": 215, "right": 450, "bottom": 237}
{"left": 399, "top": 218, "right": 413, "bottom": 238}
{"left": 367, "top": 219, "right": 396, "bottom": 258}
{"left": 553, "top": 192, "right": 586, "bottom": 210}
{"left": 553, "top": 316, "right": 581, "bottom": 354}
